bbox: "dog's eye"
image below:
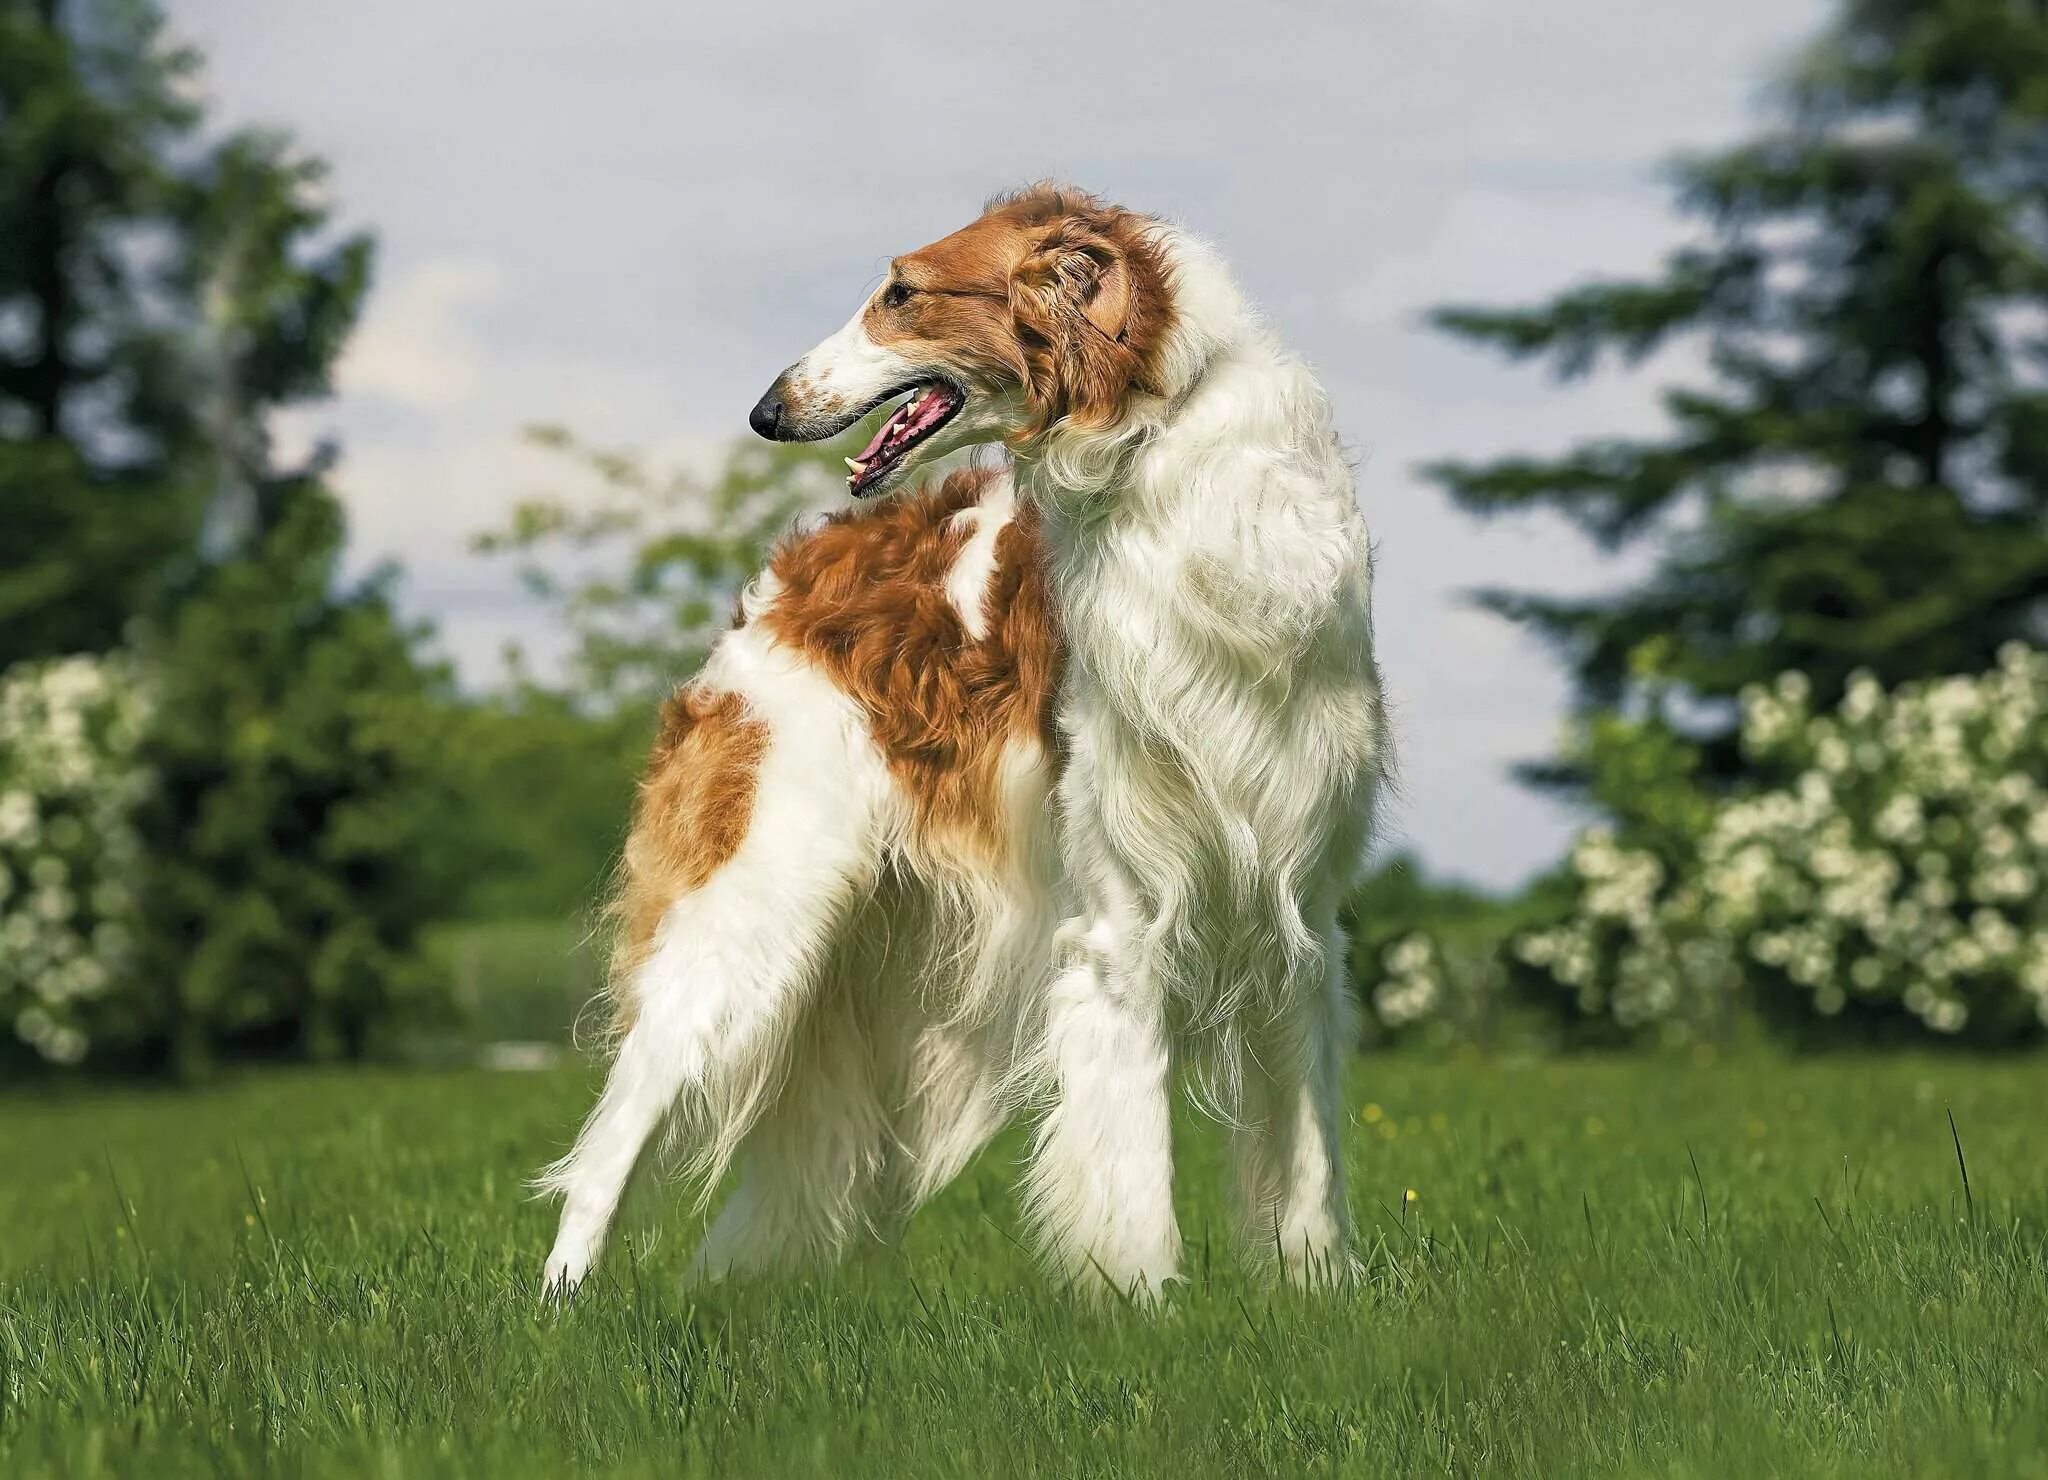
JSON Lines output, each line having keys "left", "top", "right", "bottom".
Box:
{"left": 881, "top": 282, "right": 912, "bottom": 309}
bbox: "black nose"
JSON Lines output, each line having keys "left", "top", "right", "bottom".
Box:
{"left": 748, "top": 388, "right": 785, "bottom": 440}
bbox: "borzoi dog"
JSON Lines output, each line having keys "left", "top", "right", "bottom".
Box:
{"left": 541, "top": 186, "right": 1387, "bottom": 1301}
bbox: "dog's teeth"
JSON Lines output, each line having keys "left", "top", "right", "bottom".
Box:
{"left": 845, "top": 458, "right": 866, "bottom": 475}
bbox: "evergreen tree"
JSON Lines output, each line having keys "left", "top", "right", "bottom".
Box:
{"left": 141, "top": 489, "right": 461, "bottom": 1069}
{"left": 0, "top": 0, "right": 209, "bottom": 666}
{"left": 133, "top": 135, "right": 456, "bottom": 1071}
{"left": 1427, "top": 0, "right": 2048, "bottom": 782}
{"left": 3, "top": 0, "right": 457, "bottom": 1069}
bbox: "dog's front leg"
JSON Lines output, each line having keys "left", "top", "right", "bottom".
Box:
{"left": 1025, "top": 917, "right": 1181, "bottom": 1304}
{"left": 1232, "top": 922, "right": 1357, "bottom": 1287}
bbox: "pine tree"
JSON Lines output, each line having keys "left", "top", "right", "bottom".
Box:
{"left": 0, "top": 0, "right": 209, "bottom": 666}
{"left": 1427, "top": 0, "right": 2048, "bottom": 782}
{"left": 3, "top": 1, "right": 458, "bottom": 1069}
{"left": 134, "top": 136, "right": 457, "bottom": 1071}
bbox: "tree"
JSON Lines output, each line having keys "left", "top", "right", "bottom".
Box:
{"left": 2, "top": 1, "right": 458, "bottom": 1070}
{"left": 128, "top": 134, "right": 457, "bottom": 1072}
{"left": 0, "top": 0, "right": 210, "bottom": 666}
{"left": 474, "top": 425, "right": 850, "bottom": 712}
{"left": 139, "top": 496, "right": 463, "bottom": 1069}
{"left": 1427, "top": 0, "right": 2048, "bottom": 784}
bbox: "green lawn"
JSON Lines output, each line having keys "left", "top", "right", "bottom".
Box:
{"left": 2, "top": 1055, "right": 2044, "bottom": 1478}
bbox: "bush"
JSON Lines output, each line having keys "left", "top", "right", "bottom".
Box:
{"left": 135, "top": 494, "right": 463, "bottom": 1072}
{"left": 1509, "top": 830, "right": 1741, "bottom": 1046}
{"left": 0, "top": 655, "right": 152, "bottom": 1066}
{"left": 3, "top": 498, "right": 464, "bottom": 1076}
{"left": 1345, "top": 855, "right": 1567, "bottom": 1048}
{"left": 1514, "top": 646, "right": 2048, "bottom": 1045}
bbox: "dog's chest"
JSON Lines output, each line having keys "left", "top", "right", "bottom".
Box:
{"left": 1048, "top": 507, "right": 1384, "bottom": 924}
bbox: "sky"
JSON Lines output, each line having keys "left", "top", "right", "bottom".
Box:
{"left": 167, "top": 0, "right": 1832, "bottom": 890}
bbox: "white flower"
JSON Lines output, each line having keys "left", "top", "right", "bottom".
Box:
{"left": 0, "top": 792, "right": 35, "bottom": 847}
{"left": 1874, "top": 793, "right": 1924, "bottom": 844}
{"left": 1527, "top": 648, "right": 2047, "bottom": 1043}
{"left": 1924, "top": 998, "right": 1968, "bottom": 1033}
{"left": 1841, "top": 672, "right": 1883, "bottom": 724}
{"left": 1384, "top": 933, "right": 1435, "bottom": 976}
{"left": 1, "top": 652, "right": 154, "bottom": 1066}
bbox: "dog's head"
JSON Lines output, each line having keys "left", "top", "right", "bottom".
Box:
{"left": 749, "top": 186, "right": 1175, "bottom": 498}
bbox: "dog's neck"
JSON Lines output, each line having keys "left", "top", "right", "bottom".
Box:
{"left": 1012, "top": 219, "right": 1364, "bottom": 653}
{"left": 1004, "top": 224, "right": 1381, "bottom": 1031}
{"left": 1137, "top": 226, "right": 1258, "bottom": 412}
{"left": 1010, "top": 226, "right": 1259, "bottom": 519}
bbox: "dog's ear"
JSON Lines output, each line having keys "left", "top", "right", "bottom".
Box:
{"left": 1075, "top": 241, "right": 1133, "bottom": 344}
{"left": 1007, "top": 216, "right": 1155, "bottom": 435}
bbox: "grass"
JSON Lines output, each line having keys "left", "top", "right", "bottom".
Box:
{"left": 2, "top": 1054, "right": 2044, "bottom": 1478}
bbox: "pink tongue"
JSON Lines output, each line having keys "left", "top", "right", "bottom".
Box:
{"left": 854, "top": 388, "right": 959, "bottom": 467}
{"left": 903, "top": 390, "right": 951, "bottom": 436}
{"left": 854, "top": 414, "right": 897, "bottom": 464}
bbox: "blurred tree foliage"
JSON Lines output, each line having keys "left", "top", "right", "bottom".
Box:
{"left": 1428, "top": 0, "right": 2048, "bottom": 788}
{"left": 0, "top": 0, "right": 210, "bottom": 665}
{"left": 476, "top": 426, "right": 847, "bottom": 712}
{"left": 2, "top": 0, "right": 455, "bottom": 1071}
{"left": 138, "top": 498, "right": 462, "bottom": 1071}
{"left": 140, "top": 134, "right": 454, "bottom": 1072}
{"left": 456, "top": 428, "right": 852, "bottom": 920}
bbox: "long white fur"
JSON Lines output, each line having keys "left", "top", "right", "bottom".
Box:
{"left": 1015, "top": 230, "right": 1386, "bottom": 1295}
{"left": 539, "top": 218, "right": 1386, "bottom": 1303}
{"left": 538, "top": 618, "right": 897, "bottom": 1289}
{"left": 538, "top": 537, "right": 1057, "bottom": 1293}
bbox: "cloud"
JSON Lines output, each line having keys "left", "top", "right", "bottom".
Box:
{"left": 338, "top": 259, "right": 506, "bottom": 411}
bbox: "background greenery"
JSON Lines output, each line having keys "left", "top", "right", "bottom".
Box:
{"left": 4, "top": 0, "right": 2048, "bottom": 1072}
{"left": 3, "top": 0, "right": 2044, "bottom": 1070}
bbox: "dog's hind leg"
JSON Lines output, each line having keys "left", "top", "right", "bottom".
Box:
{"left": 684, "top": 985, "right": 893, "bottom": 1283}
{"left": 883, "top": 1015, "right": 1011, "bottom": 1217}
{"left": 538, "top": 647, "right": 890, "bottom": 1296}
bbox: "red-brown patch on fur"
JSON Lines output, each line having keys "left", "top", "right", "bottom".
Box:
{"left": 763, "top": 465, "right": 1061, "bottom": 869}
{"left": 602, "top": 468, "right": 1057, "bottom": 1035}
{"left": 865, "top": 185, "right": 1176, "bottom": 439}
{"left": 610, "top": 688, "right": 767, "bottom": 1032}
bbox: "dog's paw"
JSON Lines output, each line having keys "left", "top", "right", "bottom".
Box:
{"left": 1279, "top": 1241, "right": 1363, "bottom": 1293}
{"left": 541, "top": 1239, "right": 595, "bottom": 1303}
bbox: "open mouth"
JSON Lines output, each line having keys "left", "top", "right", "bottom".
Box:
{"left": 843, "top": 381, "right": 964, "bottom": 496}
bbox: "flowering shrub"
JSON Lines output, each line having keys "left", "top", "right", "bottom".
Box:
{"left": 1515, "top": 646, "right": 2048, "bottom": 1043}
{"left": 1373, "top": 932, "right": 1447, "bottom": 1030}
{"left": 1511, "top": 831, "right": 1739, "bottom": 1043}
{"left": 0, "top": 655, "right": 152, "bottom": 1065}
{"left": 1361, "top": 928, "right": 1524, "bottom": 1047}
{"left": 1343, "top": 855, "right": 1558, "bottom": 1047}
